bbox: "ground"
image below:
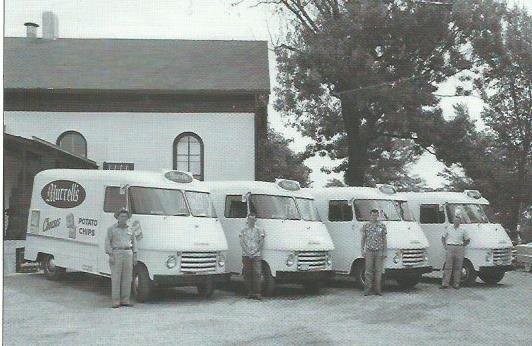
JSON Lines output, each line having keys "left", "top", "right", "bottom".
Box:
{"left": 3, "top": 271, "right": 531, "bottom": 345}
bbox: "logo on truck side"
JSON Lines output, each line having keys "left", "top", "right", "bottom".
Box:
{"left": 41, "top": 180, "right": 86, "bottom": 208}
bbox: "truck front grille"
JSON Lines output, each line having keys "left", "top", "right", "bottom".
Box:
{"left": 401, "top": 248, "right": 427, "bottom": 266}
{"left": 297, "top": 251, "right": 327, "bottom": 271}
{"left": 493, "top": 248, "right": 512, "bottom": 264}
{"left": 180, "top": 252, "right": 217, "bottom": 273}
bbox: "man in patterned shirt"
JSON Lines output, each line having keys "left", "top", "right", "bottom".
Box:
{"left": 361, "top": 209, "right": 388, "bottom": 296}
{"left": 240, "top": 212, "right": 265, "bottom": 300}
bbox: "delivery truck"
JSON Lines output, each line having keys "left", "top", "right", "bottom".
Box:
{"left": 207, "top": 179, "right": 334, "bottom": 296}
{"left": 310, "top": 185, "right": 432, "bottom": 288}
{"left": 24, "top": 169, "right": 229, "bottom": 301}
{"left": 405, "top": 190, "right": 513, "bottom": 285}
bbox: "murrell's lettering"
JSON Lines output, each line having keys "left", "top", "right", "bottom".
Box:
{"left": 41, "top": 180, "right": 86, "bottom": 208}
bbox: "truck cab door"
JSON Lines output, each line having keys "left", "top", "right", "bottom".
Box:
{"left": 98, "top": 185, "right": 128, "bottom": 275}
{"left": 418, "top": 204, "right": 447, "bottom": 270}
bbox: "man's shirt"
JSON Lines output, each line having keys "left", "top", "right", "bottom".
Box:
{"left": 443, "top": 225, "right": 470, "bottom": 245}
{"left": 240, "top": 225, "right": 265, "bottom": 258}
{"left": 361, "top": 221, "right": 387, "bottom": 251}
{"left": 105, "top": 223, "right": 137, "bottom": 254}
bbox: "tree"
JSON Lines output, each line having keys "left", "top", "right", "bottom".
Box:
{"left": 427, "top": 3, "right": 531, "bottom": 228}
{"left": 256, "top": 127, "right": 312, "bottom": 186}
{"left": 257, "top": 0, "right": 470, "bottom": 186}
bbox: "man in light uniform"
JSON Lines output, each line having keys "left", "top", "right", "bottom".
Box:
{"left": 105, "top": 208, "right": 138, "bottom": 308}
{"left": 361, "top": 209, "right": 388, "bottom": 296}
{"left": 239, "top": 212, "right": 265, "bottom": 300}
{"left": 517, "top": 205, "right": 532, "bottom": 244}
{"left": 441, "top": 213, "right": 471, "bottom": 289}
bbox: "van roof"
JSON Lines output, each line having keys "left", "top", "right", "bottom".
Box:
{"left": 206, "top": 181, "right": 314, "bottom": 198}
{"left": 403, "top": 191, "right": 490, "bottom": 205}
{"left": 308, "top": 187, "right": 406, "bottom": 201}
{"left": 35, "top": 169, "right": 210, "bottom": 192}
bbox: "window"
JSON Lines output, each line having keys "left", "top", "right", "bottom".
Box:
{"left": 103, "top": 162, "right": 134, "bottom": 170}
{"left": 446, "top": 204, "right": 490, "bottom": 224}
{"left": 57, "top": 131, "right": 87, "bottom": 157}
{"left": 397, "top": 201, "right": 415, "bottom": 222}
{"left": 420, "top": 204, "right": 446, "bottom": 224}
{"left": 173, "top": 132, "right": 204, "bottom": 180}
{"left": 329, "top": 200, "right": 353, "bottom": 222}
{"left": 185, "top": 191, "right": 216, "bottom": 218}
{"left": 129, "top": 187, "right": 189, "bottom": 216}
{"left": 296, "top": 198, "right": 321, "bottom": 221}
{"left": 250, "top": 195, "right": 300, "bottom": 220}
{"left": 354, "top": 200, "right": 402, "bottom": 221}
{"left": 104, "top": 187, "right": 127, "bottom": 213}
{"left": 225, "top": 195, "right": 248, "bottom": 218}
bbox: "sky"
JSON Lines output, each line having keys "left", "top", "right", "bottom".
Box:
{"left": 4, "top": 0, "right": 527, "bottom": 187}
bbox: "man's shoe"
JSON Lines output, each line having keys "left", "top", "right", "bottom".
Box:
{"left": 253, "top": 294, "right": 262, "bottom": 301}
{"left": 363, "top": 291, "right": 371, "bottom": 296}
{"left": 375, "top": 292, "right": 383, "bottom": 296}
{"left": 439, "top": 286, "right": 449, "bottom": 289}
{"left": 111, "top": 305, "right": 120, "bottom": 309}
{"left": 453, "top": 285, "right": 460, "bottom": 290}
{"left": 121, "top": 303, "right": 134, "bottom": 307}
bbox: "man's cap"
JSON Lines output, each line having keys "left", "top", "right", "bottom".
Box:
{"left": 114, "top": 208, "right": 131, "bottom": 219}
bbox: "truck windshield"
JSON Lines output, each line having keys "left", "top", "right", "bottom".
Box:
{"left": 250, "top": 195, "right": 301, "bottom": 220}
{"left": 129, "top": 187, "right": 189, "bottom": 216}
{"left": 295, "top": 198, "right": 321, "bottom": 222}
{"left": 396, "top": 201, "right": 415, "bottom": 221}
{"left": 185, "top": 191, "right": 216, "bottom": 218}
{"left": 354, "top": 199, "right": 402, "bottom": 221}
{"left": 446, "top": 203, "right": 490, "bottom": 224}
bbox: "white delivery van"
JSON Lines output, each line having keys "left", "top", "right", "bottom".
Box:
{"left": 310, "top": 185, "right": 432, "bottom": 288}
{"left": 24, "top": 169, "right": 229, "bottom": 301}
{"left": 207, "top": 179, "right": 335, "bottom": 295}
{"left": 406, "top": 190, "right": 513, "bottom": 285}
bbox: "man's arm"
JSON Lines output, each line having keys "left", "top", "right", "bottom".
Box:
{"left": 105, "top": 227, "right": 112, "bottom": 255}
{"left": 382, "top": 226, "right": 387, "bottom": 257}
{"left": 257, "top": 229, "right": 265, "bottom": 251}
{"left": 463, "top": 229, "right": 471, "bottom": 246}
{"left": 360, "top": 225, "right": 366, "bottom": 257}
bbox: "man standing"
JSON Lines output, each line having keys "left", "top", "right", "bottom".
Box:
{"left": 517, "top": 206, "right": 532, "bottom": 244}
{"left": 105, "top": 208, "right": 138, "bottom": 308}
{"left": 361, "top": 209, "right": 387, "bottom": 296}
{"left": 239, "top": 212, "right": 265, "bottom": 300}
{"left": 441, "top": 214, "right": 471, "bottom": 289}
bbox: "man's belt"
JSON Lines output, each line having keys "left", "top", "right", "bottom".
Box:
{"left": 447, "top": 244, "right": 464, "bottom": 246}
{"left": 112, "top": 247, "right": 132, "bottom": 250}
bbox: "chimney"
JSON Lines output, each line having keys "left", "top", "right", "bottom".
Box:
{"left": 42, "top": 11, "right": 59, "bottom": 40}
{"left": 24, "top": 22, "right": 39, "bottom": 38}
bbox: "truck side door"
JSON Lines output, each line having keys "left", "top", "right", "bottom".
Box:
{"left": 327, "top": 200, "right": 355, "bottom": 274}
{"left": 419, "top": 204, "right": 447, "bottom": 270}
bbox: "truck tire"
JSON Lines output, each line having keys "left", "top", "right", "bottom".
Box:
{"left": 460, "top": 260, "right": 477, "bottom": 286}
{"left": 132, "top": 264, "right": 152, "bottom": 302}
{"left": 353, "top": 260, "right": 366, "bottom": 289}
{"left": 261, "top": 262, "right": 276, "bottom": 297}
{"left": 42, "top": 255, "right": 65, "bottom": 280}
{"left": 396, "top": 274, "right": 422, "bottom": 288}
{"left": 478, "top": 271, "right": 505, "bottom": 284}
{"left": 197, "top": 278, "right": 214, "bottom": 298}
{"left": 303, "top": 280, "right": 322, "bottom": 294}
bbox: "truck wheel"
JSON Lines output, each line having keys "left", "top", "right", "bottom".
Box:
{"left": 303, "top": 280, "right": 322, "bottom": 294}
{"left": 353, "top": 261, "right": 366, "bottom": 289}
{"left": 197, "top": 278, "right": 214, "bottom": 298}
{"left": 261, "top": 262, "right": 276, "bottom": 297}
{"left": 42, "top": 255, "right": 65, "bottom": 280}
{"left": 460, "top": 260, "right": 477, "bottom": 286}
{"left": 478, "top": 271, "right": 505, "bottom": 284}
{"left": 132, "top": 264, "right": 152, "bottom": 302}
{"left": 396, "top": 274, "right": 422, "bottom": 288}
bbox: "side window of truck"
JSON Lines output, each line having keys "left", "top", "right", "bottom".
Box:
{"left": 104, "top": 187, "right": 127, "bottom": 213}
{"left": 225, "top": 195, "right": 247, "bottom": 218}
{"left": 419, "top": 204, "right": 445, "bottom": 224}
{"left": 329, "top": 200, "right": 353, "bottom": 222}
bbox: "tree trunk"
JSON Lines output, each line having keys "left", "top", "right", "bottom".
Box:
{"left": 340, "top": 95, "right": 368, "bottom": 186}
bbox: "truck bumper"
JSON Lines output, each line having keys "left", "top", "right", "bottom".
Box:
{"left": 478, "top": 265, "right": 513, "bottom": 273}
{"left": 153, "top": 272, "right": 230, "bottom": 288}
{"left": 275, "top": 270, "right": 334, "bottom": 284}
{"left": 384, "top": 266, "right": 433, "bottom": 278}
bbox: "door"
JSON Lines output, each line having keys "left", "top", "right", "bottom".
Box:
{"left": 327, "top": 200, "right": 356, "bottom": 274}
{"left": 418, "top": 204, "right": 447, "bottom": 270}
{"left": 222, "top": 195, "right": 247, "bottom": 274}
{"left": 97, "top": 185, "right": 128, "bottom": 275}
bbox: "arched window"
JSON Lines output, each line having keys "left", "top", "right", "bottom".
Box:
{"left": 57, "top": 131, "right": 87, "bottom": 157}
{"left": 173, "top": 132, "right": 204, "bottom": 180}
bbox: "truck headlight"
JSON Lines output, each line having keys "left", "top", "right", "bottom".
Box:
{"left": 485, "top": 250, "right": 493, "bottom": 262}
{"left": 286, "top": 253, "right": 296, "bottom": 267}
{"left": 218, "top": 253, "right": 226, "bottom": 267}
{"left": 326, "top": 253, "right": 332, "bottom": 266}
{"left": 166, "top": 255, "right": 178, "bottom": 269}
{"left": 393, "top": 250, "right": 401, "bottom": 264}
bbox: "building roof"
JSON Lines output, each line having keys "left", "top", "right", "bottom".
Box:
{"left": 4, "top": 37, "right": 270, "bottom": 93}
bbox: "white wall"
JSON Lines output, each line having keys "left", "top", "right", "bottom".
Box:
{"left": 4, "top": 112, "right": 255, "bottom": 181}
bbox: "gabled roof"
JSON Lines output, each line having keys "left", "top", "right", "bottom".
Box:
{"left": 4, "top": 37, "right": 270, "bottom": 93}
